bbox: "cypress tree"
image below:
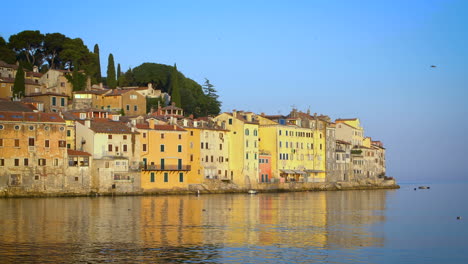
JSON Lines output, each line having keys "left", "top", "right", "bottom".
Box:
{"left": 107, "top": 53, "right": 116, "bottom": 89}
{"left": 170, "top": 63, "right": 181, "bottom": 107}
{"left": 12, "top": 63, "right": 25, "bottom": 99}
{"left": 94, "top": 44, "right": 102, "bottom": 83}
{"left": 117, "top": 63, "right": 121, "bottom": 79}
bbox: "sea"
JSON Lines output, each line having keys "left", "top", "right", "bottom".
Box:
{"left": 0, "top": 182, "right": 467, "bottom": 263}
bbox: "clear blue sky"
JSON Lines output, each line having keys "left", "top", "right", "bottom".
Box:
{"left": 2, "top": 0, "right": 467, "bottom": 182}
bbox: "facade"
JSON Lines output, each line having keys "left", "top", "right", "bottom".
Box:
{"left": 38, "top": 69, "right": 74, "bottom": 97}
{"left": 138, "top": 119, "right": 190, "bottom": 191}
{"left": 75, "top": 118, "right": 141, "bottom": 193}
{"left": 24, "top": 93, "right": 68, "bottom": 113}
{"left": 0, "top": 111, "right": 90, "bottom": 194}
{"left": 0, "top": 60, "right": 17, "bottom": 78}
{"left": 259, "top": 154, "right": 272, "bottom": 183}
{"left": 325, "top": 123, "right": 338, "bottom": 182}
{"left": 214, "top": 111, "right": 259, "bottom": 188}
{"left": 335, "top": 118, "right": 364, "bottom": 147}
{"left": 0, "top": 77, "right": 14, "bottom": 98}
{"left": 94, "top": 89, "right": 147, "bottom": 116}
{"left": 335, "top": 140, "right": 353, "bottom": 181}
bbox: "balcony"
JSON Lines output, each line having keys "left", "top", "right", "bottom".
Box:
{"left": 143, "top": 164, "right": 191, "bottom": 171}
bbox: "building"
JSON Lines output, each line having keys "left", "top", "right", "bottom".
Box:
{"left": 259, "top": 153, "right": 272, "bottom": 183}
{"left": 0, "top": 111, "right": 90, "bottom": 194}
{"left": 0, "top": 60, "right": 17, "bottom": 78}
{"left": 24, "top": 93, "right": 68, "bottom": 113}
{"left": 75, "top": 118, "right": 141, "bottom": 193}
{"left": 335, "top": 118, "right": 364, "bottom": 147}
{"left": 95, "top": 89, "right": 147, "bottom": 116}
{"left": 214, "top": 111, "right": 259, "bottom": 188}
{"left": 335, "top": 140, "right": 353, "bottom": 181}
{"left": 138, "top": 119, "right": 190, "bottom": 191}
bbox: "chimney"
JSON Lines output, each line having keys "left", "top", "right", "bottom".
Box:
{"left": 173, "top": 125, "right": 177, "bottom": 130}
{"left": 148, "top": 83, "right": 153, "bottom": 90}
{"left": 183, "top": 119, "right": 188, "bottom": 127}
{"left": 232, "top": 109, "right": 237, "bottom": 117}
{"left": 149, "top": 119, "right": 155, "bottom": 129}
{"left": 99, "top": 83, "right": 103, "bottom": 89}
{"left": 33, "top": 66, "right": 38, "bottom": 73}
{"left": 194, "top": 121, "right": 198, "bottom": 127}
{"left": 85, "top": 119, "right": 91, "bottom": 128}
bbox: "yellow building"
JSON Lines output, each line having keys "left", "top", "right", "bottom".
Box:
{"left": 214, "top": 111, "right": 259, "bottom": 188}
{"left": 258, "top": 113, "right": 327, "bottom": 183}
{"left": 138, "top": 119, "right": 190, "bottom": 191}
{"left": 335, "top": 118, "right": 364, "bottom": 147}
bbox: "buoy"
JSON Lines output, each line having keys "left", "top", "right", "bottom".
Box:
{"left": 457, "top": 216, "right": 462, "bottom": 220}
{"left": 414, "top": 188, "right": 417, "bottom": 190}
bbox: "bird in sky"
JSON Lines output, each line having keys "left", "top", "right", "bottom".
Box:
{"left": 430, "top": 65, "right": 437, "bottom": 68}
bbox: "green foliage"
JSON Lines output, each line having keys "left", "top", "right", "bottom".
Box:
{"left": 93, "top": 44, "right": 102, "bottom": 83}
{"left": 43, "top": 33, "right": 66, "bottom": 69}
{"left": 0, "top": 36, "right": 16, "bottom": 64}
{"left": 351, "top": 149, "right": 362, "bottom": 155}
{"left": 117, "top": 63, "right": 121, "bottom": 82}
{"left": 8, "top": 30, "right": 44, "bottom": 67}
{"left": 65, "top": 70, "right": 87, "bottom": 91}
{"left": 12, "top": 63, "right": 25, "bottom": 98}
{"left": 120, "top": 108, "right": 125, "bottom": 116}
{"left": 202, "top": 78, "right": 221, "bottom": 116}
{"left": 107, "top": 53, "right": 116, "bottom": 89}
{"left": 170, "top": 64, "right": 181, "bottom": 107}
{"left": 146, "top": 97, "right": 165, "bottom": 113}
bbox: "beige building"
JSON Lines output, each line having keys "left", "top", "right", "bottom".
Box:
{"left": 335, "top": 118, "right": 364, "bottom": 147}
{"left": 0, "top": 60, "right": 17, "bottom": 78}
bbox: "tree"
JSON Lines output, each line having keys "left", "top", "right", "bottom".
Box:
{"left": 8, "top": 30, "right": 44, "bottom": 67}
{"left": 43, "top": 33, "right": 67, "bottom": 69}
{"left": 94, "top": 44, "right": 102, "bottom": 83}
{"left": 65, "top": 69, "right": 87, "bottom": 92}
{"left": 60, "top": 38, "right": 90, "bottom": 70}
{"left": 117, "top": 63, "right": 121, "bottom": 81}
{"left": 170, "top": 63, "right": 181, "bottom": 107}
{"left": 202, "top": 78, "right": 221, "bottom": 115}
{"left": 0, "top": 36, "right": 16, "bottom": 64}
{"left": 107, "top": 53, "right": 116, "bottom": 89}
{"left": 12, "top": 63, "right": 25, "bottom": 98}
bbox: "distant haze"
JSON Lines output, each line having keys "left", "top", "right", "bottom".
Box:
{"left": 2, "top": 0, "right": 467, "bottom": 182}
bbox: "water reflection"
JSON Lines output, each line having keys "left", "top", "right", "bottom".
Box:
{"left": 0, "top": 190, "right": 393, "bottom": 263}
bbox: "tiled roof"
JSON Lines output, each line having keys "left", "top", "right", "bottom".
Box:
{"left": 0, "top": 99, "right": 36, "bottom": 112}
{"left": 74, "top": 90, "right": 108, "bottom": 95}
{"left": 0, "top": 60, "right": 18, "bottom": 69}
{"left": 162, "top": 104, "right": 183, "bottom": 111}
{"left": 67, "top": 149, "right": 91, "bottom": 156}
{"left": 26, "top": 92, "right": 68, "bottom": 97}
{"left": 82, "top": 118, "right": 138, "bottom": 134}
{"left": 104, "top": 89, "right": 130, "bottom": 96}
{"left": 0, "top": 77, "right": 14, "bottom": 83}
{"left": 0, "top": 111, "right": 65, "bottom": 123}
{"left": 153, "top": 124, "right": 186, "bottom": 131}
{"left": 26, "top": 72, "right": 43, "bottom": 78}
{"left": 336, "top": 140, "right": 351, "bottom": 145}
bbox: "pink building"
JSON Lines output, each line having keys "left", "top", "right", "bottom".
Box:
{"left": 259, "top": 154, "right": 272, "bottom": 183}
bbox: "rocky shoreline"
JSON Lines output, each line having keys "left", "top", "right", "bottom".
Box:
{"left": 0, "top": 179, "right": 399, "bottom": 198}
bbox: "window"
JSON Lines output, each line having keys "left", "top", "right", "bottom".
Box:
{"left": 0, "top": 159, "right": 4, "bottom": 166}
{"left": 228, "top": 118, "right": 232, "bottom": 125}
{"left": 246, "top": 141, "right": 249, "bottom": 147}
{"left": 266, "top": 159, "right": 269, "bottom": 164}
{"left": 108, "top": 135, "right": 112, "bottom": 139}
{"left": 160, "top": 144, "right": 165, "bottom": 152}
{"left": 205, "top": 155, "right": 208, "bottom": 162}
{"left": 38, "top": 159, "right": 46, "bottom": 166}
{"left": 0, "top": 139, "right": 3, "bottom": 147}
{"left": 190, "top": 154, "right": 193, "bottom": 162}
{"left": 150, "top": 172, "right": 155, "bottom": 182}
{"left": 130, "top": 94, "right": 137, "bottom": 100}
{"left": 220, "top": 144, "right": 222, "bottom": 150}
{"left": 160, "top": 159, "right": 165, "bottom": 170}
{"left": 14, "top": 125, "right": 20, "bottom": 130}
{"left": 52, "top": 97, "right": 57, "bottom": 106}
{"left": 123, "top": 135, "right": 127, "bottom": 140}
{"left": 134, "top": 105, "right": 137, "bottom": 111}
{"left": 0, "top": 125, "right": 3, "bottom": 130}
{"left": 29, "top": 138, "right": 35, "bottom": 146}
{"left": 108, "top": 144, "right": 113, "bottom": 151}
{"left": 178, "top": 159, "right": 182, "bottom": 170}
{"left": 45, "top": 140, "right": 50, "bottom": 148}
{"left": 54, "top": 159, "right": 59, "bottom": 166}
{"left": 205, "top": 142, "right": 208, "bottom": 149}
{"left": 164, "top": 172, "right": 168, "bottom": 182}
{"left": 143, "top": 133, "right": 146, "bottom": 138}
{"left": 29, "top": 126, "right": 34, "bottom": 131}
{"left": 178, "top": 134, "right": 182, "bottom": 140}
{"left": 254, "top": 153, "right": 257, "bottom": 160}
{"left": 60, "top": 82, "right": 65, "bottom": 87}
{"left": 201, "top": 142, "right": 204, "bottom": 149}
{"left": 179, "top": 173, "right": 184, "bottom": 182}
{"left": 279, "top": 130, "right": 282, "bottom": 136}
{"left": 126, "top": 105, "right": 130, "bottom": 111}
{"left": 246, "top": 153, "right": 249, "bottom": 159}
{"left": 67, "top": 130, "right": 71, "bottom": 137}
{"left": 60, "top": 98, "right": 65, "bottom": 107}
{"left": 14, "top": 139, "right": 19, "bottom": 147}
{"left": 254, "top": 129, "right": 257, "bottom": 136}
{"left": 14, "top": 159, "right": 19, "bottom": 166}
{"left": 279, "top": 141, "right": 282, "bottom": 148}
{"left": 143, "top": 144, "right": 147, "bottom": 151}
{"left": 245, "top": 129, "right": 249, "bottom": 136}
{"left": 161, "top": 133, "right": 165, "bottom": 139}
{"left": 59, "top": 140, "right": 66, "bottom": 148}
{"left": 123, "top": 145, "right": 128, "bottom": 152}
{"left": 178, "top": 145, "right": 182, "bottom": 152}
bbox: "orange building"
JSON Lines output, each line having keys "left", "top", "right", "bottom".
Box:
{"left": 138, "top": 119, "right": 190, "bottom": 191}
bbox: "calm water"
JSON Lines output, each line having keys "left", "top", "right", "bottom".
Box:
{"left": 1, "top": 182, "right": 467, "bottom": 263}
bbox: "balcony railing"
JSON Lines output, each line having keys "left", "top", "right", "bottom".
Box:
{"left": 143, "top": 164, "right": 191, "bottom": 171}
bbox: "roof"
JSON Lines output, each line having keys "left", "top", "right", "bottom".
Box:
{"left": 0, "top": 99, "right": 36, "bottom": 112}
{"left": 0, "top": 60, "right": 18, "bottom": 69}
{"left": 136, "top": 122, "right": 186, "bottom": 131}
{"left": 82, "top": 118, "right": 138, "bottom": 134}
{"left": 67, "top": 149, "right": 91, "bottom": 156}
{"left": 336, "top": 118, "right": 358, "bottom": 121}
{"left": 0, "top": 111, "right": 65, "bottom": 123}
{"left": 225, "top": 112, "right": 259, "bottom": 124}
{"left": 162, "top": 104, "right": 183, "bottom": 111}
{"left": 0, "top": 77, "right": 14, "bottom": 83}
{"left": 26, "top": 92, "right": 68, "bottom": 97}
{"left": 26, "top": 71, "right": 43, "bottom": 78}
{"left": 336, "top": 140, "right": 351, "bottom": 145}
{"left": 73, "top": 90, "right": 108, "bottom": 95}
{"left": 104, "top": 89, "right": 131, "bottom": 96}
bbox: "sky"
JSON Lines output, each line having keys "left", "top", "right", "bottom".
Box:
{"left": 2, "top": 0, "right": 467, "bottom": 182}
